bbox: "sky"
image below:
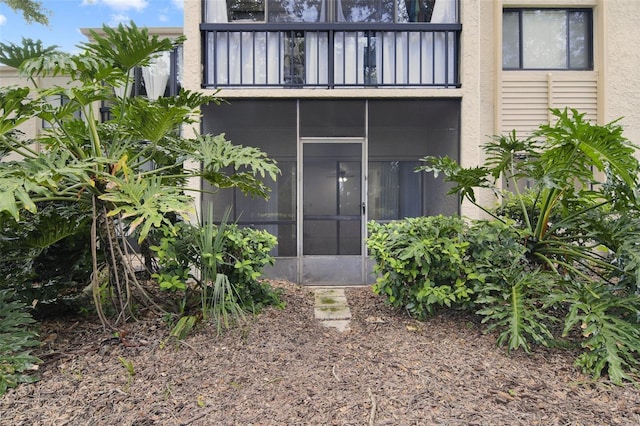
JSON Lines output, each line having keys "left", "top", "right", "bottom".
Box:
{"left": 0, "top": 0, "right": 184, "bottom": 53}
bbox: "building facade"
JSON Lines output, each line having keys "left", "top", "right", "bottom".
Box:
{"left": 3, "top": 1, "right": 639, "bottom": 285}
{"left": 179, "top": 0, "right": 640, "bottom": 285}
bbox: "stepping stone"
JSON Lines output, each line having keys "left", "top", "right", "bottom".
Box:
{"left": 313, "top": 288, "right": 352, "bottom": 331}
{"left": 322, "top": 319, "right": 351, "bottom": 332}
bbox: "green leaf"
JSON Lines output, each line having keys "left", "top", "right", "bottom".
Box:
{"left": 0, "top": 38, "right": 59, "bottom": 69}
{"left": 80, "top": 22, "right": 181, "bottom": 72}
{"left": 99, "top": 174, "right": 195, "bottom": 243}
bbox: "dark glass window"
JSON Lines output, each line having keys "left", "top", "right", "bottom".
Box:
{"left": 211, "top": 0, "right": 457, "bottom": 23}
{"left": 503, "top": 9, "right": 593, "bottom": 70}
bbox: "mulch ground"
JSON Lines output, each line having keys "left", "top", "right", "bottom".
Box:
{"left": 2, "top": 280, "right": 640, "bottom": 425}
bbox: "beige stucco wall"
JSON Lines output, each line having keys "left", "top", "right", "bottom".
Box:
{"left": 601, "top": 0, "right": 640, "bottom": 160}
{"left": 0, "top": 67, "right": 73, "bottom": 161}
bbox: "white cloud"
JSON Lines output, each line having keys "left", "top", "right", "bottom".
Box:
{"left": 0, "top": 14, "right": 6, "bottom": 26}
{"left": 158, "top": 13, "right": 169, "bottom": 23}
{"left": 83, "top": 0, "right": 149, "bottom": 12}
{"left": 171, "top": 0, "right": 184, "bottom": 10}
{"left": 105, "top": 0, "right": 148, "bottom": 11}
{"left": 109, "top": 14, "right": 131, "bottom": 26}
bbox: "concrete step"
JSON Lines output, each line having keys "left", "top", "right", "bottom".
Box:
{"left": 313, "top": 288, "right": 351, "bottom": 332}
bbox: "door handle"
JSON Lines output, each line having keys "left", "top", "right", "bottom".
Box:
{"left": 361, "top": 202, "right": 366, "bottom": 215}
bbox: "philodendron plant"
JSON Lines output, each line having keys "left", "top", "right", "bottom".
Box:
{"left": 419, "top": 108, "right": 640, "bottom": 384}
{"left": 0, "top": 23, "right": 279, "bottom": 328}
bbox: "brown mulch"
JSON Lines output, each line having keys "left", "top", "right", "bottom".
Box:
{"left": 2, "top": 281, "right": 640, "bottom": 425}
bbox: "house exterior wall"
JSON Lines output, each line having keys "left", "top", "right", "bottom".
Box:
{"left": 0, "top": 67, "right": 72, "bottom": 161}
{"left": 2, "top": 1, "right": 638, "bottom": 206}
{"left": 602, "top": 0, "right": 640, "bottom": 157}
{"left": 185, "top": 0, "right": 640, "bottom": 185}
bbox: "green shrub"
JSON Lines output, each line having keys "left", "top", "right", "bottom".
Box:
{"left": 151, "top": 218, "right": 282, "bottom": 336}
{"left": 0, "top": 290, "right": 41, "bottom": 396}
{"left": 368, "top": 216, "right": 481, "bottom": 319}
{"left": 218, "top": 224, "right": 282, "bottom": 311}
{"left": 0, "top": 203, "right": 93, "bottom": 314}
{"left": 464, "top": 220, "right": 557, "bottom": 353}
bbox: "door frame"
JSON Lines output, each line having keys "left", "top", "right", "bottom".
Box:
{"left": 298, "top": 137, "right": 368, "bottom": 285}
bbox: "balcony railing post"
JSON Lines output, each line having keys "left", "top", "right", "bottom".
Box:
{"left": 328, "top": 29, "right": 335, "bottom": 89}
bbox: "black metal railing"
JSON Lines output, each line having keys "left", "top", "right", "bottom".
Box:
{"left": 201, "top": 23, "right": 461, "bottom": 88}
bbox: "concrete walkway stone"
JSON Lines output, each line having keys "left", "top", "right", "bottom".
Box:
{"left": 313, "top": 288, "right": 351, "bottom": 332}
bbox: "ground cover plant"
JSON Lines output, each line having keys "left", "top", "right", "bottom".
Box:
{"left": 369, "top": 109, "right": 640, "bottom": 384}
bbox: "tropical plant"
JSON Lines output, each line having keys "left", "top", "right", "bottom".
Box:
{"left": 464, "top": 219, "right": 557, "bottom": 353}
{"left": 0, "top": 23, "right": 279, "bottom": 328}
{"left": 151, "top": 208, "right": 281, "bottom": 338}
{"left": 419, "top": 108, "right": 640, "bottom": 284}
{"left": 556, "top": 281, "right": 640, "bottom": 384}
{"left": 0, "top": 202, "right": 93, "bottom": 313}
{"left": 417, "top": 108, "right": 640, "bottom": 383}
{"left": 0, "top": 290, "right": 41, "bottom": 396}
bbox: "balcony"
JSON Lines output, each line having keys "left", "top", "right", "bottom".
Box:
{"left": 201, "top": 22, "right": 461, "bottom": 88}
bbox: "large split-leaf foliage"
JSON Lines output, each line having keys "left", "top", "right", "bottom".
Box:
{"left": 369, "top": 109, "right": 640, "bottom": 384}
{"left": 0, "top": 23, "right": 282, "bottom": 393}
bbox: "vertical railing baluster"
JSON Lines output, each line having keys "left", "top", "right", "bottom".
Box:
{"left": 431, "top": 31, "right": 436, "bottom": 86}
{"left": 444, "top": 31, "right": 449, "bottom": 87}
{"left": 328, "top": 30, "right": 334, "bottom": 89}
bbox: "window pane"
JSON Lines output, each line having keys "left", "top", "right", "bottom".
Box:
{"left": 368, "top": 161, "right": 422, "bottom": 220}
{"left": 201, "top": 100, "right": 297, "bottom": 255}
{"left": 569, "top": 11, "right": 589, "bottom": 69}
{"left": 268, "top": 0, "right": 324, "bottom": 22}
{"left": 502, "top": 11, "right": 520, "bottom": 68}
{"left": 236, "top": 161, "right": 296, "bottom": 222}
{"left": 340, "top": 0, "right": 394, "bottom": 22}
{"left": 522, "top": 10, "right": 567, "bottom": 69}
{"left": 397, "top": 0, "right": 436, "bottom": 22}
{"left": 226, "top": 0, "right": 264, "bottom": 21}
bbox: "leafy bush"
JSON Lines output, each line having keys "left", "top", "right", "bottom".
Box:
{"left": 409, "top": 108, "right": 640, "bottom": 384}
{"left": 557, "top": 282, "right": 640, "bottom": 384}
{"left": 0, "top": 290, "right": 41, "bottom": 396}
{"left": 465, "top": 220, "right": 557, "bottom": 353}
{"left": 368, "top": 215, "right": 481, "bottom": 319}
{"left": 151, "top": 217, "right": 282, "bottom": 336}
{"left": 0, "top": 203, "right": 93, "bottom": 314}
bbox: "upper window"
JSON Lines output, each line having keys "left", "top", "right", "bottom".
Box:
{"left": 503, "top": 9, "right": 592, "bottom": 70}
{"left": 208, "top": 0, "right": 457, "bottom": 23}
